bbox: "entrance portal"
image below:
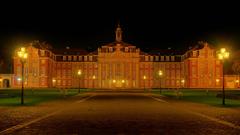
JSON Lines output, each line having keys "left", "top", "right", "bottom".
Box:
{"left": 3, "top": 79, "right": 10, "bottom": 88}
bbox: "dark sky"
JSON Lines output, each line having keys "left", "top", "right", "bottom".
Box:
{"left": 0, "top": 1, "right": 240, "bottom": 58}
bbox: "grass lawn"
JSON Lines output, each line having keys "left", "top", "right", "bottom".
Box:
{"left": 152, "top": 89, "right": 240, "bottom": 107}
{"left": 0, "top": 88, "right": 91, "bottom": 106}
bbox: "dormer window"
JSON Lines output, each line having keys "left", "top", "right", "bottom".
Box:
{"left": 125, "top": 47, "right": 128, "bottom": 52}
{"left": 63, "top": 56, "right": 66, "bottom": 61}
{"left": 161, "top": 56, "right": 164, "bottom": 61}
{"left": 40, "top": 50, "right": 45, "bottom": 56}
{"left": 89, "top": 56, "right": 93, "bottom": 61}
{"left": 166, "top": 56, "right": 170, "bottom": 61}
{"left": 145, "top": 56, "right": 149, "bottom": 61}
{"left": 109, "top": 47, "right": 113, "bottom": 52}
{"left": 68, "top": 56, "right": 72, "bottom": 61}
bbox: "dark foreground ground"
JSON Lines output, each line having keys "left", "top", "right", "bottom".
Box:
{"left": 1, "top": 91, "right": 240, "bottom": 135}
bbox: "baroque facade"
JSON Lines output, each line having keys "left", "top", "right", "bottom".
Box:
{"left": 12, "top": 25, "right": 229, "bottom": 89}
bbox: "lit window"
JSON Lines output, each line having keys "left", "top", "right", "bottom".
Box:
{"left": 63, "top": 56, "right": 66, "bottom": 61}
{"left": 150, "top": 56, "right": 153, "bottom": 61}
{"left": 40, "top": 50, "right": 45, "bottom": 56}
{"left": 73, "top": 56, "right": 77, "bottom": 61}
{"left": 125, "top": 47, "right": 128, "bottom": 52}
{"left": 166, "top": 56, "right": 170, "bottom": 61}
{"left": 41, "top": 60, "right": 46, "bottom": 64}
{"left": 89, "top": 56, "right": 93, "bottom": 61}
{"left": 145, "top": 56, "right": 149, "bottom": 61}
{"left": 161, "top": 56, "right": 164, "bottom": 61}
{"left": 84, "top": 56, "right": 88, "bottom": 61}
{"left": 79, "top": 56, "right": 82, "bottom": 61}
{"left": 68, "top": 56, "right": 72, "bottom": 61}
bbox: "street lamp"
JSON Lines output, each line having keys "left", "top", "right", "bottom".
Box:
{"left": 52, "top": 79, "right": 56, "bottom": 87}
{"left": 217, "top": 48, "right": 230, "bottom": 105}
{"left": 77, "top": 70, "right": 82, "bottom": 93}
{"left": 143, "top": 75, "right": 146, "bottom": 91}
{"left": 181, "top": 79, "right": 185, "bottom": 88}
{"left": 216, "top": 79, "right": 220, "bottom": 86}
{"left": 235, "top": 80, "right": 239, "bottom": 88}
{"left": 92, "top": 75, "right": 96, "bottom": 89}
{"left": 17, "top": 47, "right": 28, "bottom": 105}
{"left": 113, "top": 79, "right": 116, "bottom": 88}
{"left": 158, "top": 70, "right": 163, "bottom": 93}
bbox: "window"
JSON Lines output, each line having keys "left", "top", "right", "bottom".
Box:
{"left": 166, "top": 64, "right": 169, "bottom": 68}
{"left": 150, "top": 56, "right": 153, "bottom": 61}
{"left": 161, "top": 56, "right": 164, "bottom": 61}
{"left": 145, "top": 56, "right": 149, "bottom": 61}
{"left": 155, "top": 56, "right": 159, "bottom": 61}
{"left": 166, "top": 56, "right": 170, "bottom": 61}
{"left": 68, "top": 56, "right": 72, "bottom": 61}
{"left": 73, "top": 56, "right": 77, "bottom": 61}
{"left": 109, "top": 47, "right": 113, "bottom": 52}
{"left": 63, "top": 56, "right": 66, "bottom": 61}
{"left": 125, "top": 47, "right": 128, "bottom": 52}
{"left": 193, "top": 51, "right": 197, "bottom": 57}
{"left": 40, "top": 67, "right": 46, "bottom": 76}
{"left": 84, "top": 56, "right": 88, "bottom": 61}
{"left": 89, "top": 56, "right": 93, "bottom": 61}
{"left": 79, "top": 56, "right": 82, "bottom": 61}
{"left": 41, "top": 60, "right": 46, "bottom": 64}
{"left": 171, "top": 56, "right": 175, "bottom": 61}
{"left": 192, "top": 67, "right": 196, "bottom": 76}
{"left": 40, "top": 50, "right": 45, "bottom": 56}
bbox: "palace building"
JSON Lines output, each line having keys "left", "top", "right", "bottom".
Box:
{"left": 12, "top": 24, "right": 233, "bottom": 89}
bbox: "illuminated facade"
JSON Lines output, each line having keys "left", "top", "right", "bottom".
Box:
{"left": 12, "top": 25, "right": 228, "bottom": 89}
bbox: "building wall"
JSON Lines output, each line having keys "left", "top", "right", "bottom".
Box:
{"left": 12, "top": 41, "right": 238, "bottom": 89}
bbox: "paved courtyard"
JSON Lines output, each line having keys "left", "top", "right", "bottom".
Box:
{"left": 0, "top": 91, "right": 240, "bottom": 135}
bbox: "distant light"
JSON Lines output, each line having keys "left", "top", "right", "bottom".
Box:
{"left": 216, "top": 79, "right": 220, "bottom": 82}
{"left": 235, "top": 80, "right": 239, "bottom": 83}
{"left": 220, "top": 48, "right": 226, "bottom": 53}
{"left": 218, "top": 48, "right": 229, "bottom": 60}
{"left": 113, "top": 80, "right": 116, "bottom": 83}
{"left": 21, "top": 47, "right": 26, "bottom": 52}
{"left": 158, "top": 70, "right": 163, "bottom": 76}
{"left": 122, "top": 80, "right": 125, "bottom": 83}
{"left": 181, "top": 79, "right": 185, "bottom": 83}
{"left": 17, "top": 78, "right": 22, "bottom": 81}
{"left": 77, "top": 70, "right": 82, "bottom": 75}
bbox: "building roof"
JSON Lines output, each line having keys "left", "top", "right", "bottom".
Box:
{"left": 101, "top": 41, "right": 136, "bottom": 48}
{"left": 148, "top": 48, "right": 186, "bottom": 55}
{"left": 53, "top": 48, "right": 89, "bottom": 55}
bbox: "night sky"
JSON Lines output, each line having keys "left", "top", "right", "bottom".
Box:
{"left": 0, "top": 1, "right": 240, "bottom": 59}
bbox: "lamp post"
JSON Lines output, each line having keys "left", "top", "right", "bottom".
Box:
{"left": 216, "top": 79, "right": 220, "bottom": 87}
{"left": 17, "top": 47, "right": 28, "bottom": 105}
{"left": 181, "top": 79, "right": 185, "bottom": 88}
{"left": 113, "top": 79, "right": 116, "bottom": 88}
{"left": 77, "top": 70, "right": 82, "bottom": 93}
{"left": 217, "top": 48, "right": 229, "bottom": 105}
{"left": 122, "top": 79, "right": 125, "bottom": 88}
{"left": 235, "top": 80, "right": 239, "bottom": 88}
{"left": 158, "top": 70, "right": 163, "bottom": 94}
{"left": 92, "top": 75, "right": 96, "bottom": 89}
{"left": 143, "top": 75, "right": 146, "bottom": 91}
